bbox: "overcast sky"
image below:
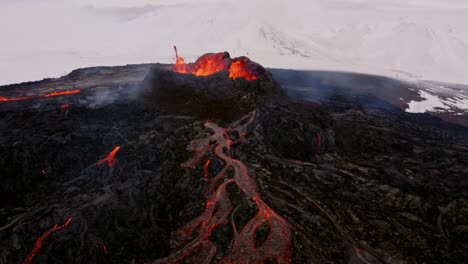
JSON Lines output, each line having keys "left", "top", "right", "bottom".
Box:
{"left": 1, "top": 0, "right": 468, "bottom": 85}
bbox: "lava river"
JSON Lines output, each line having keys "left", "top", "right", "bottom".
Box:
{"left": 0, "top": 89, "right": 81, "bottom": 102}
{"left": 155, "top": 111, "right": 292, "bottom": 263}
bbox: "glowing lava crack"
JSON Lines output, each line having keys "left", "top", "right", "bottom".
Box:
{"left": 154, "top": 111, "right": 292, "bottom": 264}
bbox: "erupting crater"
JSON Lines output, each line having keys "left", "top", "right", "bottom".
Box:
{"left": 173, "top": 46, "right": 261, "bottom": 81}
{"left": 142, "top": 48, "right": 283, "bottom": 117}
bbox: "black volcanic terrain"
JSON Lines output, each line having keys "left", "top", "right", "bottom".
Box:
{"left": 0, "top": 59, "right": 467, "bottom": 264}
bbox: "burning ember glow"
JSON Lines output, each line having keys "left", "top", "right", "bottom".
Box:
{"left": 0, "top": 89, "right": 81, "bottom": 102}
{"left": 157, "top": 112, "right": 292, "bottom": 263}
{"left": 41, "top": 169, "right": 47, "bottom": 175}
{"left": 24, "top": 217, "right": 72, "bottom": 264}
{"left": 173, "top": 46, "right": 260, "bottom": 81}
{"left": 96, "top": 147, "right": 121, "bottom": 168}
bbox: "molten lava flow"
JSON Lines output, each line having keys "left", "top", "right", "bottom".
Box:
{"left": 0, "top": 89, "right": 81, "bottom": 103}
{"left": 156, "top": 111, "right": 292, "bottom": 264}
{"left": 0, "top": 95, "right": 33, "bottom": 102}
{"left": 41, "top": 89, "right": 81, "bottom": 98}
{"left": 24, "top": 217, "right": 72, "bottom": 264}
{"left": 229, "top": 59, "right": 258, "bottom": 81}
{"left": 172, "top": 47, "right": 260, "bottom": 81}
{"left": 60, "top": 104, "right": 70, "bottom": 109}
{"left": 193, "top": 53, "right": 229, "bottom": 76}
{"left": 96, "top": 147, "right": 121, "bottom": 168}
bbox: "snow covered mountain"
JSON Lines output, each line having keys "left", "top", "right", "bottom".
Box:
{"left": 1, "top": 0, "right": 468, "bottom": 87}
{"left": 1, "top": 0, "right": 468, "bottom": 122}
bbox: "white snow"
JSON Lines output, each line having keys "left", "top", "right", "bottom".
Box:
{"left": 406, "top": 88, "right": 468, "bottom": 113}
{"left": 407, "top": 91, "right": 449, "bottom": 113}
{"left": 1, "top": 0, "right": 468, "bottom": 85}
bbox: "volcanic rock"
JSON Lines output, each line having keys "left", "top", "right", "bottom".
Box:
{"left": 141, "top": 53, "right": 283, "bottom": 118}
{"left": 0, "top": 61, "right": 467, "bottom": 264}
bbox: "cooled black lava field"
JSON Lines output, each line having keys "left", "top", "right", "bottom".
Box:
{"left": 0, "top": 59, "right": 467, "bottom": 264}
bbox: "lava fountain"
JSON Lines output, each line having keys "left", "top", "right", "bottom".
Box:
{"left": 173, "top": 46, "right": 260, "bottom": 81}
{"left": 154, "top": 111, "right": 292, "bottom": 264}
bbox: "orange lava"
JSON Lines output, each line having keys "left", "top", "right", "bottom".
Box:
{"left": 96, "top": 146, "right": 121, "bottom": 168}
{"left": 229, "top": 59, "right": 258, "bottom": 81}
{"left": 41, "top": 89, "right": 81, "bottom": 98}
{"left": 0, "top": 89, "right": 81, "bottom": 103}
{"left": 173, "top": 47, "right": 259, "bottom": 81}
{"left": 23, "top": 218, "right": 72, "bottom": 264}
{"left": 156, "top": 111, "right": 292, "bottom": 264}
{"left": 0, "top": 95, "right": 33, "bottom": 102}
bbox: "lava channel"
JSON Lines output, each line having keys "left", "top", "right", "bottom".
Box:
{"left": 154, "top": 111, "right": 292, "bottom": 264}
{"left": 23, "top": 217, "right": 72, "bottom": 264}
{"left": 0, "top": 89, "right": 81, "bottom": 102}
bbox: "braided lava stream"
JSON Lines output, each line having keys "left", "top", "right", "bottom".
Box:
{"left": 155, "top": 111, "right": 292, "bottom": 264}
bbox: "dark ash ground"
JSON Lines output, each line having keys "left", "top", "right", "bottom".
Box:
{"left": 0, "top": 64, "right": 467, "bottom": 263}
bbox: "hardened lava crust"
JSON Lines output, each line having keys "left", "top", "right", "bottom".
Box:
{"left": 0, "top": 55, "right": 467, "bottom": 264}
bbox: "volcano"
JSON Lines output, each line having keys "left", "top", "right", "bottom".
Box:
{"left": 172, "top": 46, "right": 263, "bottom": 81}
{"left": 0, "top": 52, "right": 468, "bottom": 264}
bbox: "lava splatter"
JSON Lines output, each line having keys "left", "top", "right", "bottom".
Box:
{"left": 96, "top": 147, "right": 121, "bottom": 168}
{"left": 23, "top": 217, "right": 72, "bottom": 264}
{"left": 0, "top": 95, "right": 33, "bottom": 102}
{"left": 156, "top": 111, "right": 292, "bottom": 264}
